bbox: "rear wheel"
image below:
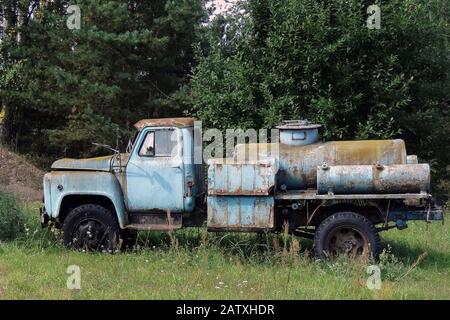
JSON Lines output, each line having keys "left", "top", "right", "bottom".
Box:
{"left": 63, "top": 204, "right": 122, "bottom": 252}
{"left": 314, "top": 212, "right": 380, "bottom": 260}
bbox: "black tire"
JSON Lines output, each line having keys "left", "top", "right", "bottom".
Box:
{"left": 121, "top": 229, "right": 138, "bottom": 251}
{"left": 314, "top": 211, "right": 380, "bottom": 261}
{"left": 63, "top": 204, "right": 122, "bottom": 252}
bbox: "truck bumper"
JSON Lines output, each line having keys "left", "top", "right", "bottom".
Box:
{"left": 388, "top": 208, "right": 445, "bottom": 222}
{"left": 39, "top": 207, "right": 50, "bottom": 228}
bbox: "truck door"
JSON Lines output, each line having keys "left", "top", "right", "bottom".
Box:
{"left": 125, "top": 127, "right": 185, "bottom": 212}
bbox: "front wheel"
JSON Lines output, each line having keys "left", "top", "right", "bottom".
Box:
{"left": 314, "top": 212, "right": 380, "bottom": 260}
{"left": 63, "top": 204, "right": 122, "bottom": 252}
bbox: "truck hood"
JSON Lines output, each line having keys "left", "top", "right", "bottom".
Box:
{"left": 51, "top": 156, "right": 113, "bottom": 172}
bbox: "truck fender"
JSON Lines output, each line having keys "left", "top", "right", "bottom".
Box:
{"left": 43, "top": 171, "right": 128, "bottom": 228}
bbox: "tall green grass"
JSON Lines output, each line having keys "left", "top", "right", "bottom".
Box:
{"left": 0, "top": 193, "right": 27, "bottom": 241}
{"left": 0, "top": 200, "right": 448, "bottom": 299}
{"left": 0, "top": 194, "right": 60, "bottom": 250}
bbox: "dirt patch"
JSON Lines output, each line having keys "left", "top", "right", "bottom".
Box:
{"left": 0, "top": 145, "right": 43, "bottom": 201}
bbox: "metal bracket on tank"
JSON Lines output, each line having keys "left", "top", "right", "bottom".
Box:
{"left": 375, "top": 162, "right": 384, "bottom": 170}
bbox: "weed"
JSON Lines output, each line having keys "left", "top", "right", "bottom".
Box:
{"left": 0, "top": 192, "right": 27, "bottom": 241}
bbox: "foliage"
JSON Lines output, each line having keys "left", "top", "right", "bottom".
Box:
{"left": 0, "top": 0, "right": 206, "bottom": 159}
{"left": 0, "top": 0, "right": 449, "bottom": 196}
{"left": 0, "top": 192, "right": 26, "bottom": 240}
{"left": 190, "top": 0, "right": 450, "bottom": 195}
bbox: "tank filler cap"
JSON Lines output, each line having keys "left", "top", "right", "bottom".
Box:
{"left": 276, "top": 120, "right": 322, "bottom": 146}
{"left": 275, "top": 119, "right": 322, "bottom": 130}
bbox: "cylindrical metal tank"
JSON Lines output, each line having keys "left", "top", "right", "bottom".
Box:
{"left": 317, "top": 164, "right": 430, "bottom": 194}
{"left": 278, "top": 140, "right": 408, "bottom": 189}
{"left": 234, "top": 139, "right": 407, "bottom": 190}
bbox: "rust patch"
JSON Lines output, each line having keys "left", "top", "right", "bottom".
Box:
{"left": 134, "top": 117, "right": 195, "bottom": 130}
{"left": 332, "top": 139, "right": 406, "bottom": 164}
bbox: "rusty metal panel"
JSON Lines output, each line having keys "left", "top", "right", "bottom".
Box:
{"left": 207, "top": 158, "right": 277, "bottom": 196}
{"left": 207, "top": 196, "right": 274, "bottom": 231}
{"left": 134, "top": 117, "right": 194, "bottom": 131}
{"left": 317, "top": 164, "right": 430, "bottom": 194}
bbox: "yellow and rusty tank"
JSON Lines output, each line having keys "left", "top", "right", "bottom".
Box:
{"left": 234, "top": 120, "right": 416, "bottom": 192}
{"left": 236, "top": 139, "right": 407, "bottom": 190}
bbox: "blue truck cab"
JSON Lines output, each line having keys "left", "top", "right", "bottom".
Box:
{"left": 41, "top": 118, "right": 201, "bottom": 247}
{"left": 40, "top": 118, "right": 444, "bottom": 259}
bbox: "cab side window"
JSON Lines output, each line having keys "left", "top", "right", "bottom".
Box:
{"left": 139, "top": 129, "right": 177, "bottom": 157}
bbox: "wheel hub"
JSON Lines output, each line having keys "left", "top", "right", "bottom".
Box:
{"left": 326, "top": 226, "right": 369, "bottom": 258}
{"left": 72, "top": 219, "right": 109, "bottom": 251}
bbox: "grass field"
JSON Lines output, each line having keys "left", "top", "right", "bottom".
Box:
{"left": 0, "top": 201, "right": 449, "bottom": 300}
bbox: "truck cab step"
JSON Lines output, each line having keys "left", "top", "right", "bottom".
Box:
{"left": 127, "top": 224, "right": 181, "bottom": 231}
{"left": 127, "top": 212, "right": 182, "bottom": 231}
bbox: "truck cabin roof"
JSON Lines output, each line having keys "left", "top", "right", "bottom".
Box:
{"left": 134, "top": 117, "right": 195, "bottom": 131}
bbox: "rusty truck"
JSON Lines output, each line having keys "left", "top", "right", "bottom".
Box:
{"left": 39, "top": 118, "right": 444, "bottom": 259}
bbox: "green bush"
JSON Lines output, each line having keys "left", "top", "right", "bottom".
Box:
{"left": 0, "top": 192, "right": 27, "bottom": 241}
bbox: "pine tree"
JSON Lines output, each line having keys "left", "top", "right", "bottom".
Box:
{"left": 0, "top": 0, "right": 205, "bottom": 160}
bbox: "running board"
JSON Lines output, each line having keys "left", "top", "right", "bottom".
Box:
{"left": 127, "top": 212, "right": 182, "bottom": 231}
{"left": 127, "top": 224, "right": 181, "bottom": 231}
